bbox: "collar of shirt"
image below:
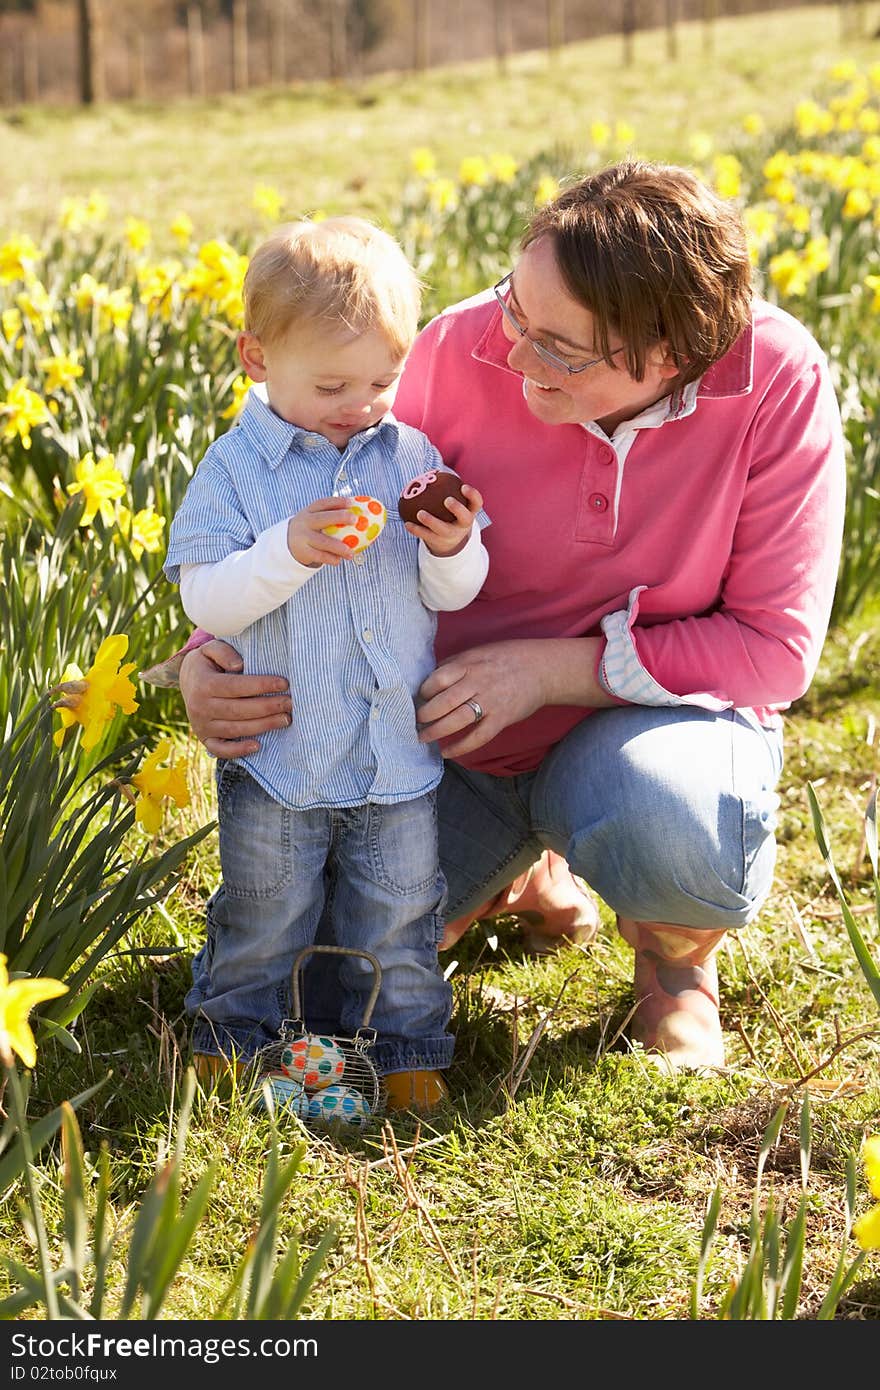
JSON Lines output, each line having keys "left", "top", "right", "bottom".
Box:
{"left": 236, "top": 383, "right": 401, "bottom": 470}
{"left": 472, "top": 291, "right": 757, "bottom": 424}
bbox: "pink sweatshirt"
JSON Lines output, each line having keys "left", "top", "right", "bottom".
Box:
{"left": 393, "top": 291, "right": 846, "bottom": 777}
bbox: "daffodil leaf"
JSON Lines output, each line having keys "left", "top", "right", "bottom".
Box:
{"left": 0, "top": 1075, "right": 108, "bottom": 1194}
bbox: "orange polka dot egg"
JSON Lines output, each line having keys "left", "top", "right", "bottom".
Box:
{"left": 280, "top": 1034, "right": 346, "bottom": 1089}
{"left": 323, "top": 495, "right": 387, "bottom": 553}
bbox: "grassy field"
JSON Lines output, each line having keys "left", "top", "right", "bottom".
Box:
{"left": 2, "top": 2, "right": 880, "bottom": 1323}
{"left": 4, "top": 4, "right": 880, "bottom": 238}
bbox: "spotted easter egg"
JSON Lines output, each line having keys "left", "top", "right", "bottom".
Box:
{"left": 306, "top": 1083, "right": 371, "bottom": 1130}
{"left": 280, "top": 1035, "right": 346, "bottom": 1090}
{"left": 323, "top": 495, "right": 387, "bottom": 553}
{"left": 256, "top": 1073, "right": 309, "bottom": 1119}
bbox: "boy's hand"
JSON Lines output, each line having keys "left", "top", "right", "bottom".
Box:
{"left": 404, "top": 483, "right": 483, "bottom": 557}
{"left": 287, "top": 497, "right": 358, "bottom": 567}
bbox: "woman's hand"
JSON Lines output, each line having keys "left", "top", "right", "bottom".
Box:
{"left": 415, "top": 639, "right": 551, "bottom": 758}
{"left": 179, "top": 639, "right": 292, "bottom": 758}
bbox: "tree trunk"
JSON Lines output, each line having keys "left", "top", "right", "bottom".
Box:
{"left": 23, "top": 20, "right": 39, "bottom": 103}
{"left": 546, "top": 0, "right": 565, "bottom": 58}
{"left": 128, "top": 27, "right": 146, "bottom": 99}
{"left": 328, "top": 0, "right": 347, "bottom": 81}
{"left": 493, "top": 0, "right": 510, "bottom": 75}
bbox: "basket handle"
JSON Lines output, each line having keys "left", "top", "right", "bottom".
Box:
{"left": 290, "top": 944, "right": 383, "bottom": 1029}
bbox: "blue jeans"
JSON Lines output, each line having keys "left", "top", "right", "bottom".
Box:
{"left": 188, "top": 762, "right": 454, "bottom": 1073}
{"left": 440, "top": 704, "right": 784, "bottom": 926}
{"left": 304, "top": 705, "right": 783, "bottom": 1027}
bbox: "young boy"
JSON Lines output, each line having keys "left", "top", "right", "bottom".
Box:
{"left": 164, "top": 218, "right": 489, "bottom": 1112}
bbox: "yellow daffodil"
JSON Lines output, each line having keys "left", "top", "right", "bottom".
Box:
{"left": 0, "top": 234, "right": 42, "bottom": 285}
{"left": 742, "top": 113, "right": 765, "bottom": 137}
{"left": 169, "top": 211, "right": 194, "bottom": 246}
{"left": 72, "top": 272, "right": 106, "bottom": 313}
{"left": 137, "top": 260, "right": 182, "bottom": 320}
{"left": 688, "top": 131, "right": 713, "bottom": 162}
{"left": 489, "top": 153, "right": 518, "bottom": 184}
{"left": 769, "top": 248, "right": 810, "bottom": 298}
{"left": 590, "top": 120, "right": 611, "bottom": 150}
{"left": 713, "top": 153, "right": 742, "bottom": 200}
{"left": 864, "top": 274, "right": 880, "bottom": 311}
{"left": 131, "top": 739, "right": 190, "bottom": 835}
{"left": 427, "top": 178, "right": 457, "bottom": 213}
{"left": 864, "top": 1135, "right": 880, "bottom": 1199}
{"left": 829, "top": 59, "right": 858, "bottom": 83}
{"left": 803, "top": 235, "right": 830, "bottom": 274}
{"left": 0, "top": 379, "right": 50, "bottom": 449}
{"left": 854, "top": 1205, "right": 880, "bottom": 1250}
{"left": 843, "top": 186, "right": 873, "bottom": 219}
{"left": 221, "top": 374, "right": 251, "bottom": 420}
{"left": 16, "top": 280, "right": 54, "bottom": 332}
{"left": 99, "top": 287, "right": 133, "bottom": 332}
{"left": 784, "top": 204, "right": 812, "bottom": 233}
{"left": 39, "top": 351, "right": 84, "bottom": 395}
{"left": 124, "top": 216, "right": 151, "bottom": 253}
{"left": 0, "top": 953, "right": 67, "bottom": 1070}
{"left": 67, "top": 452, "right": 127, "bottom": 526}
{"left": 114, "top": 504, "right": 166, "bottom": 560}
{"left": 615, "top": 120, "right": 636, "bottom": 146}
{"left": 181, "top": 240, "right": 247, "bottom": 325}
{"left": 857, "top": 108, "right": 880, "bottom": 134}
{"left": 1, "top": 306, "right": 23, "bottom": 348}
{"left": 410, "top": 146, "right": 437, "bottom": 178}
{"left": 253, "top": 184, "right": 284, "bottom": 221}
{"left": 458, "top": 155, "right": 489, "bottom": 187}
{"left": 534, "top": 173, "right": 560, "bottom": 208}
{"left": 53, "top": 633, "right": 139, "bottom": 751}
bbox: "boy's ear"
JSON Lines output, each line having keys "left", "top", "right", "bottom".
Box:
{"left": 237, "top": 331, "right": 267, "bottom": 381}
{"left": 651, "top": 340, "right": 683, "bottom": 381}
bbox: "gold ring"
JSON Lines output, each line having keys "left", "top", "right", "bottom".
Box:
{"left": 465, "top": 699, "right": 484, "bottom": 724}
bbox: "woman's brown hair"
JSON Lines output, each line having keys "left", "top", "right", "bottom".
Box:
{"left": 522, "top": 160, "right": 754, "bottom": 386}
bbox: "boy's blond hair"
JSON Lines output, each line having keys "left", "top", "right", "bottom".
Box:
{"left": 243, "top": 217, "right": 421, "bottom": 357}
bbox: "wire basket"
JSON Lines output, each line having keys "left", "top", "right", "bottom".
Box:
{"left": 247, "top": 945, "right": 387, "bottom": 1132}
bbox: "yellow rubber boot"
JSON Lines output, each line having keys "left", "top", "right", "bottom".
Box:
{"left": 617, "top": 918, "right": 728, "bottom": 1071}
{"left": 384, "top": 1069, "right": 450, "bottom": 1113}
{"left": 192, "top": 1052, "right": 246, "bottom": 1093}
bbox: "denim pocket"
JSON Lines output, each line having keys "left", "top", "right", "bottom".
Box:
{"left": 368, "top": 795, "right": 440, "bottom": 897}
{"left": 217, "top": 763, "right": 293, "bottom": 899}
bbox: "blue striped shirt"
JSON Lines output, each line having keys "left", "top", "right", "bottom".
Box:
{"left": 165, "top": 389, "right": 488, "bottom": 810}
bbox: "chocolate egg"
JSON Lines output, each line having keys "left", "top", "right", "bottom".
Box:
{"left": 398, "top": 469, "right": 468, "bottom": 525}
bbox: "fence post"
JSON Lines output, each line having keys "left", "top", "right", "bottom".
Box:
{"left": 621, "top": 0, "right": 636, "bottom": 68}
{"left": 128, "top": 27, "right": 146, "bottom": 99}
{"left": 232, "top": 0, "right": 249, "bottom": 91}
{"left": 23, "top": 18, "right": 39, "bottom": 103}
{"left": 187, "top": 4, "right": 206, "bottom": 97}
{"left": 665, "top": 0, "right": 678, "bottom": 61}
{"left": 328, "top": 0, "right": 347, "bottom": 80}
{"left": 269, "top": 0, "right": 287, "bottom": 85}
{"left": 493, "top": 0, "right": 510, "bottom": 75}
{"left": 413, "top": 0, "right": 429, "bottom": 72}
{"left": 545, "top": 0, "right": 565, "bottom": 60}
{"left": 76, "top": 0, "right": 105, "bottom": 104}
{"left": 702, "top": 0, "right": 717, "bottom": 57}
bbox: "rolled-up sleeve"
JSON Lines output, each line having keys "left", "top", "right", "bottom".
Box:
{"left": 598, "top": 358, "right": 846, "bottom": 711}
{"left": 164, "top": 453, "right": 255, "bottom": 584}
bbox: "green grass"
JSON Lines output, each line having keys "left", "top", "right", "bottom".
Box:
{"left": 4, "top": 605, "right": 878, "bottom": 1320}
{"left": 4, "top": 5, "right": 880, "bottom": 240}
{"left": 3, "top": 2, "right": 880, "bottom": 1321}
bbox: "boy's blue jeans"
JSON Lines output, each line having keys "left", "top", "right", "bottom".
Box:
{"left": 187, "top": 761, "right": 454, "bottom": 1074}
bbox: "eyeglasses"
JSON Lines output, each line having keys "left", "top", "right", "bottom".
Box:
{"left": 493, "top": 273, "right": 623, "bottom": 376}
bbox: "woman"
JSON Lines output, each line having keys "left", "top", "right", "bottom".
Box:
{"left": 163, "top": 160, "right": 845, "bottom": 1079}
